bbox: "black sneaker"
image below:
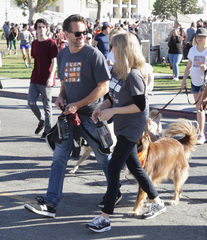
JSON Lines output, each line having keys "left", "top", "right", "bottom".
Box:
{"left": 142, "top": 200, "right": 166, "bottom": 220}
{"left": 98, "top": 191, "right": 122, "bottom": 208}
{"left": 35, "top": 120, "right": 45, "bottom": 135}
{"left": 24, "top": 196, "right": 56, "bottom": 218}
{"left": 40, "top": 132, "right": 48, "bottom": 141}
{"left": 86, "top": 215, "right": 111, "bottom": 233}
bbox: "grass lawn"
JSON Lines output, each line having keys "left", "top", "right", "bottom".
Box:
{"left": 0, "top": 38, "right": 33, "bottom": 78}
{"left": 0, "top": 38, "right": 191, "bottom": 92}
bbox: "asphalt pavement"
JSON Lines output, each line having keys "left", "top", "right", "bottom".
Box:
{"left": 0, "top": 77, "right": 207, "bottom": 240}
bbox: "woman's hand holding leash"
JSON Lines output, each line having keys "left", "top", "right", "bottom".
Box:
{"left": 181, "top": 79, "right": 187, "bottom": 89}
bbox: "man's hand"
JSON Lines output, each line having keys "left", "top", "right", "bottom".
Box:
{"left": 46, "top": 76, "right": 53, "bottom": 88}
{"left": 63, "top": 102, "right": 79, "bottom": 115}
{"left": 55, "top": 96, "right": 64, "bottom": 110}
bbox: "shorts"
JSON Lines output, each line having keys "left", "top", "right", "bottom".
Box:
{"left": 191, "top": 82, "right": 203, "bottom": 94}
{"left": 20, "top": 44, "right": 31, "bottom": 49}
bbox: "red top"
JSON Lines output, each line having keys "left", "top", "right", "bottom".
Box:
{"left": 31, "top": 38, "right": 58, "bottom": 86}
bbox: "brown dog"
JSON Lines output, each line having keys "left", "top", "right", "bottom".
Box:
{"left": 130, "top": 120, "right": 198, "bottom": 216}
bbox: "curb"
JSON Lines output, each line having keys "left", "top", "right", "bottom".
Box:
{"left": 149, "top": 107, "right": 198, "bottom": 120}
{"left": 0, "top": 90, "right": 58, "bottom": 103}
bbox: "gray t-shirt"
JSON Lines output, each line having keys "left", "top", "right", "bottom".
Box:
{"left": 109, "top": 68, "right": 146, "bottom": 143}
{"left": 57, "top": 44, "right": 110, "bottom": 116}
{"left": 20, "top": 31, "right": 30, "bottom": 45}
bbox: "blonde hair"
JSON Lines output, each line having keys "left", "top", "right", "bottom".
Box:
{"left": 111, "top": 32, "right": 145, "bottom": 80}
{"left": 109, "top": 27, "right": 125, "bottom": 44}
{"left": 192, "top": 35, "right": 207, "bottom": 47}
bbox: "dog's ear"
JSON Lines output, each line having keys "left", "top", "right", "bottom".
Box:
{"left": 137, "top": 132, "right": 150, "bottom": 152}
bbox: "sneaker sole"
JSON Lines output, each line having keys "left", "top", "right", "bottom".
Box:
{"left": 86, "top": 225, "right": 111, "bottom": 233}
{"left": 39, "top": 138, "right": 46, "bottom": 141}
{"left": 142, "top": 206, "right": 166, "bottom": 220}
{"left": 24, "top": 204, "right": 56, "bottom": 218}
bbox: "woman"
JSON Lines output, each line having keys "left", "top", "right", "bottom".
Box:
{"left": 53, "top": 25, "right": 67, "bottom": 51}
{"left": 181, "top": 27, "right": 207, "bottom": 145}
{"left": 18, "top": 24, "right": 33, "bottom": 68}
{"left": 168, "top": 28, "right": 183, "bottom": 81}
{"left": 106, "top": 27, "right": 125, "bottom": 72}
{"left": 8, "top": 26, "right": 18, "bottom": 55}
{"left": 86, "top": 32, "right": 166, "bottom": 233}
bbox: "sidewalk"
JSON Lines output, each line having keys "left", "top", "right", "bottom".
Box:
{"left": 0, "top": 76, "right": 198, "bottom": 119}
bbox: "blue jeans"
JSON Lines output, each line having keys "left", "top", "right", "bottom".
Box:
{"left": 168, "top": 53, "right": 183, "bottom": 78}
{"left": 45, "top": 118, "right": 111, "bottom": 207}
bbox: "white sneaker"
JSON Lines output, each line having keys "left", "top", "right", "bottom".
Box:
{"left": 142, "top": 200, "right": 166, "bottom": 220}
{"left": 196, "top": 134, "right": 205, "bottom": 145}
{"left": 86, "top": 215, "right": 111, "bottom": 233}
{"left": 172, "top": 77, "right": 179, "bottom": 81}
{"left": 25, "top": 62, "right": 28, "bottom": 68}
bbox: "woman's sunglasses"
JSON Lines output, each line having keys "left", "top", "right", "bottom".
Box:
{"left": 69, "top": 31, "right": 88, "bottom": 37}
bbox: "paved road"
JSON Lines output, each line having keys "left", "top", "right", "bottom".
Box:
{"left": 0, "top": 96, "right": 207, "bottom": 240}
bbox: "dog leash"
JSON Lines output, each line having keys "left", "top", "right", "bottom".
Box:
{"left": 152, "top": 82, "right": 207, "bottom": 120}
{"left": 183, "top": 85, "right": 206, "bottom": 105}
{"left": 151, "top": 88, "right": 182, "bottom": 120}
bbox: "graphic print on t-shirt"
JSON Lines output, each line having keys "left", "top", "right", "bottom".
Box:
{"left": 64, "top": 62, "right": 82, "bottom": 82}
{"left": 193, "top": 56, "right": 206, "bottom": 68}
{"left": 109, "top": 77, "right": 121, "bottom": 104}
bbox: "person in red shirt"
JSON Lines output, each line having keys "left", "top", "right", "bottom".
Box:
{"left": 53, "top": 25, "right": 68, "bottom": 51}
{"left": 28, "top": 18, "right": 58, "bottom": 140}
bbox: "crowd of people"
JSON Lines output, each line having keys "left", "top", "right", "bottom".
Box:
{"left": 2, "top": 14, "right": 207, "bottom": 233}
{"left": 14, "top": 14, "right": 168, "bottom": 234}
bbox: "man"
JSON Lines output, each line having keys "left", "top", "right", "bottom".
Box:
{"left": 85, "top": 32, "right": 93, "bottom": 46}
{"left": 28, "top": 19, "right": 58, "bottom": 140}
{"left": 24, "top": 14, "right": 121, "bottom": 217}
{"left": 3, "top": 21, "right": 11, "bottom": 51}
{"left": 94, "top": 24, "right": 110, "bottom": 58}
{"left": 184, "top": 22, "right": 196, "bottom": 59}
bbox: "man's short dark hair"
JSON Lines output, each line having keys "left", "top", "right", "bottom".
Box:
{"left": 102, "top": 24, "right": 109, "bottom": 31}
{"left": 34, "top": 18, "right": 48, "bottom": 30}
{"left": 63, "top": 14, "right": 86, "bottom": 32}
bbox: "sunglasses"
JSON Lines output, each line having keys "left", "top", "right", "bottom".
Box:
{"left": 69, "top": 30, "right": 87, "bottom": 37}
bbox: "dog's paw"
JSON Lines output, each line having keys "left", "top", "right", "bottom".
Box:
{"left": 170, "top": 200, "right": 179, "bottom": 205}
{"left": 69, "top": 167, "right": 78, "bottom": 174}
{"left": 127, "top": 210, "right": 139, "bottom": 216}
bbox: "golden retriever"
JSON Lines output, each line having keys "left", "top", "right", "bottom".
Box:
{"left": 130, "top": 119, "right": 198, "bottom": 216}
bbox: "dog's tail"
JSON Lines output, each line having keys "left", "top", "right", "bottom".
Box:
{"left": 163, "top": 120, "right": 199, "bottom": 159}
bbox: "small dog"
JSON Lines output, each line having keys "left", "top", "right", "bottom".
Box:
{"left": 146, "top": 109, "right": 162, "bottom": 136}
{"left": 130, "top": 119, "right": 198, "bottom": 216}
{"left": 69, "top": 123, "right": 116, "bottom": 174}
{"left": 161, "top": 56, "right": 167, "bottom": 65}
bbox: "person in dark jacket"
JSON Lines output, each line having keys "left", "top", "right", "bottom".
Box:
{"left": 168, "top": 28, "right": 183, "bottom": 81}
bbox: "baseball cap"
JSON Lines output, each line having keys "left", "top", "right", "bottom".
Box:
{"left": 57, "top": 25, "right": 62, "bottom": 30}
{"left": 195, "top": 28, "right": 207, "bottom": 36}
{"left": 86, "top": 33, "right": 92, "bottom": 39}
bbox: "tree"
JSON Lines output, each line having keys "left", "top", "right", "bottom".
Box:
{"left": 95, "top": 0, "right": 102, "bottom": 20}
{"left": 152, "top": 0, "right": 203, "bottom": 19}
{"left": 15, "top": 0, "right": 57, "bottom": 23}
{"left": 93, "top": 0, "right": 130, "bottom": 20}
